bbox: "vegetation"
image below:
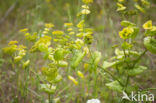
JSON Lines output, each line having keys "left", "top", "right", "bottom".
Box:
{"left": 0, "top": 0, "right": 156, "bottom": 103}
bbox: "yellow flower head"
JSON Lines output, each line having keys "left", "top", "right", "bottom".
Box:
{"left": 81, "top": 9, "right": 91, "bottom": 15}
{"left": 3, "top": 45, "right": 17, "bottom": 55}
{"left": 45, "top": 23, "right": 54, "bottom": 28}
{"left": 67, "top": 28, "right": 73, "bottom": 31}
{"left": 19, "top": 28, "right": 28, "bottom": 33}
{"left": 52, "top": 30, "right": 64, "bottom": 35}
{"left": 8, "top": 40, "right": 18, "bottom": 45}
{"left": 75, "top": 39, "right": 84, "bottom": 46}
{"left": 82, "top": 5, "right": 89, "bottom": 9}
{"left": 18, "top": 45, "right": 27, "bottom": 50}
{"left": 64, "top": 23, "right": 73, "bottom": 27}
{"left": 14, "top": 56, "right": 22, "bottom": 63}
{"left": 143, "top": 20, "right": 152, "bottom": 29}
{"left": 68, "top": 75, "right": 78, "bottom": 85}
{"left": 119, "top": 27, "right": 134, "bottom": 39}
{"left": 82, "top": 0, "right": 93, "bottom": 4}
{"left": 69, "top": 32, "right": 75, "bottom": 35}
{"left": 77, "top": 20, "right": 85, "bottom": 28}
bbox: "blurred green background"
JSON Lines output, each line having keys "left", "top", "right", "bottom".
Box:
{"left": 0, "top": 0, "right": 156, "bottom": 103}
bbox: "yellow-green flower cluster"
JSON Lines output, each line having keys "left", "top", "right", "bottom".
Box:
{"left": 116, "top": 0, "right": 150, "bottom": 13}
{"left": 45, "top": 23, "right": 54, "bottom": 28}
{"left": 3, "top": 0, "right": 96, "bottom": 96}
{"left": 3, "top": 40, "right": 27, "bottom": 63}
{"left": 81, "top": 5, "right": 90, "bottom": 15}
{"left": 64, "top": 22, "right": 75, "bottom": 35}
{"left": 52, "top": 30, "right": 69, "bottom": 45}
{"left": 24, "top": 32, "right": 37, "bottom": 41}
{"left": 119, "top": 27, "right": 134, "bottom": 39}
{"left": 19, "top": 28, "right": 28, "bottom": 33}
{"left": 42, "top": 23, "right": 54, "bottom": 34}
{"left": 119, "top": 21, "right": 139, "bottom": 39}
{"left": 74, "top": 39, "right": 84, "bottom": 49}
{"left": 82, "top": 0, "right": 93, "bottom": 4}
{"left": 30, "top": 35, "right": 51, "bottom": 52}
{"left": 76, "top": 20, "right": 93, "bottom": 45}
{"left": 20, "top": 28, "right": 37, "bottom": 41}
{"left": 52, "top": 30, "right": 64, "bottom": 35}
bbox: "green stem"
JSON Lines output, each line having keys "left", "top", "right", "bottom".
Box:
{"left": 132, "top": 49, "right": 147, "bottom": 68}
{"left": 48, "top": 93, "right": 51, "bottom": 103}
{"left": 97, "top": 65, "right": 124, "bottom": 87}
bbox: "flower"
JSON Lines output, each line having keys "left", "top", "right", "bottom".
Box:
{"left": 19, "top": 28, "right": 28, "bottom": 33}
{"left": 77, "top": 20, "right": 85, "bottom": 28}
{"left": 82, "top": 5, "right": 89, "bottom": 9}
{"left": 64, "top": 23, "right": 73, "bottom": 27}
{"left": 8, "top": 40, "right": 18, "bottom": 45}
{"left": 81, "top": 9, "right": 91, "bottom": 15}
{"left": 143, "top": 20, "right": 152, "bottom": 29}
{"left": 45, "top": 23, "right": 54, "bottom": 28}
{"left": 69, "top": 32, "right": 75, "bottom": 35}
{"left": 52, "top": 30, "right": 64, "bottom": 35}
{"left": 87, "top": 99, "right": 101, "bottom": 103}
{"left": 119, "top": 27, "right": 134, "bottom": 39}
{"left": 67, "top": 28, "right": 73, "bottom": 31}
{"left": 83, "top": 0, "right": 93, "bottom": 4}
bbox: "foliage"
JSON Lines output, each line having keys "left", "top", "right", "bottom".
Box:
{"left": 0, "top": 0, "right": 156, "bottom": 103}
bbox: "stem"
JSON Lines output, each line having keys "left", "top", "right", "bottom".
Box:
{"left": 48, "top": 83, "right": 53, "bottom": 103}
{"left": 143, "top": 88, "right": 156, "bottom": 91}
{"left": 132, "top": 49, "right": 147, "bottom": 68}
{"left": 97, "top": 65, "right": 124, "bottom": 87}
{"left": 82, "top": 60, "right": 124, "bottom": 87}
{"left": 48, "top": 93, "right": 51, "bottom": 103}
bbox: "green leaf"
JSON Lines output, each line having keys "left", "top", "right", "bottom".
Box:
{"left": 58, "top": 61, "right": 68, "bottom": 67}
{"left": 144, "top": 37, "right": 156, "bottom": 54}
{"left": 71, "top": 51, "right": 85, "bottom": 68}
{"left": 92, "top": 51, "right": 102, "bottom": 65}
{"left": 102, "top": 61, "right": 117, "bottom": 69}
{"left": 38, "top": 43, "right": 48, "bottom": 52}
{"left": 128, "top": 66, "right": 147, "bottom": 76}
{"left": 54, "top": 49, "right": 64, "bottom": 61}
{"left": 135, "top": 4, "right": 145, "bottom": 13}
{"left": 106, "top": 81, "right": 123, "bottom": 92}
{"left": 88, "top": 51, "right": 102, "bottom": 72}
